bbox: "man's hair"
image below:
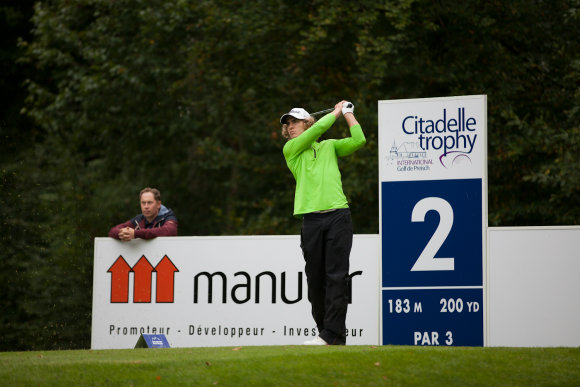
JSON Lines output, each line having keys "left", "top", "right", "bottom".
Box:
{"left": 281, "top": 116, "right": 316, "bottom": 139}
{"left": 140, "top": 187, "right": 161, "bottom": 202}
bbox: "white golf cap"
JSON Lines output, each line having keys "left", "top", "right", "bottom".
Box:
{"left": 280, "top": 108, "right": 310, "bottom": 124}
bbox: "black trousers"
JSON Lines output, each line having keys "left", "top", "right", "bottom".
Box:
{"left": 300, "top": 208, "right": 353, "bottom": 345}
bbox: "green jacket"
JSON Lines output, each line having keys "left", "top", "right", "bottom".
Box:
{"left": 283, "top": 113, "right": 366, "bottom": 216}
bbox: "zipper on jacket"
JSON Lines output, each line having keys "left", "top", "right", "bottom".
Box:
{"left": 311, "top": 145, "right": 316, "bottom": 159}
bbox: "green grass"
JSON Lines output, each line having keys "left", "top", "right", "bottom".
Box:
{"left": 1, "top": 345, "right": 578, "bottom": 387}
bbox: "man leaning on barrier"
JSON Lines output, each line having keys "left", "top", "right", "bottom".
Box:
{"left": 108, "top": 187, "right": 178, "bottom": 241}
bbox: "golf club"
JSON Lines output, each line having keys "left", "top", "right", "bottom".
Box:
{"left": 310, "top": 102, "right": 353, "bottom": 116}
{"left": 310, "top": 108, "right": 334, "bottom": 116}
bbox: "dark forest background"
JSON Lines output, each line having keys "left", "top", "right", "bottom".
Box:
{"left": 1, "top": 0, "right": 578, "bottom": 350}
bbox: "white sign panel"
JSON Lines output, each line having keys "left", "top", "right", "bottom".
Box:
{"left": 91, "top": 235, "right": 379, "bottom": 349}
{"left": 379, "top": 95, "right": 486, "bottom": 181}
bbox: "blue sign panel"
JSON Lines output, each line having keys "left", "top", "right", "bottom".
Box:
{"left": 382, "top": 179, "right": 482, "bottom": 288}
{"left": 382, "top": 289, "right": 483, "bottom": 346}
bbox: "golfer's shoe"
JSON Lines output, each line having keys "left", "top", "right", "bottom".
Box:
{"left": 303, "top": 336, "right": 328, "bottom": 346}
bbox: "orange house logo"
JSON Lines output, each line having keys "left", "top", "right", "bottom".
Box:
{"left": 107, "top": 255, "right": 179, "bottom": 303}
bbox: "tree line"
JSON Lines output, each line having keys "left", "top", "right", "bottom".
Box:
{"left": 1, "top": 0, "right": 578, "bottom": 350}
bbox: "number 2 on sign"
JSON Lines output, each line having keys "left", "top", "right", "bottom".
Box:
{"left": 410, "top": 197, "right": 454, "bottom": 271}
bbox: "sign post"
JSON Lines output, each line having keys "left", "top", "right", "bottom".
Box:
{"left": 378, "top": 95, "right": 487, "bottom": 346}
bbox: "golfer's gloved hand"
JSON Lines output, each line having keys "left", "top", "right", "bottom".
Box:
{"left": 342, "top": 101, "right": 354, "bottom": 115}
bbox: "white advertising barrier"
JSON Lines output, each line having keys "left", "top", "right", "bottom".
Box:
{"left": 487, "top": 226, "right": 580, "bottom": 347}
{"left": 91, "top": 235, "right": 379, "bottom": 349}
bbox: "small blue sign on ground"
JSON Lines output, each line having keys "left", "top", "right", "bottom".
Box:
{"left": 135, "top": 334, "right": 170, "bottom": 349}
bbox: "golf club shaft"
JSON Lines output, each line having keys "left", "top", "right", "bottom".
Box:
{"left": 310, "top": 108, "right": 334, "bottom": 116}
{"left": 310, "top": 102, "right": 353, "bottom": 116}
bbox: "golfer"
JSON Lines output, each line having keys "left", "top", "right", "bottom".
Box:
{"left": 280, "top": 100, "right": 366, "bottom": 345}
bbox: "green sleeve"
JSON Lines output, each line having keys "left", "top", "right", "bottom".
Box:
{"left": 283, "top": 113, "right": 336, "bottom": 160}
{"left": 334, "top": 124, "right": 366, "bottom": 156}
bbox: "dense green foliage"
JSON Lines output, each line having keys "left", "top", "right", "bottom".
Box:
{"left": 1, "top": 0, "right": 578, "bottom": 350}
{"left": 2, "top": 346, "right": 579, "bottom": 387}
